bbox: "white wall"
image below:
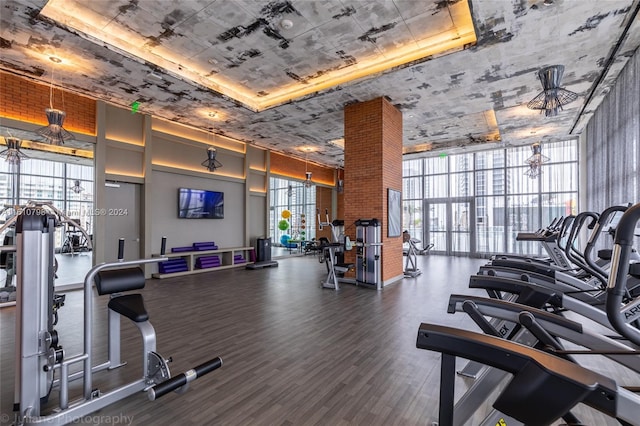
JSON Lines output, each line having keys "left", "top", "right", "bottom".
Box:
{"left": 150, "top": 170, "right": 246, "bottom": 252}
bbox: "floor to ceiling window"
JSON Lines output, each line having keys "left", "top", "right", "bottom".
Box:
{"left": 269, "top": 177, "right": 316, "bottom": 255}
{"left": 16, "top": 159, "right": 94, "bottom": 247}
{"left": 1, "top": 144, "right": 95, "bottom": 298}
{"left": 403, "top": 139, "right": 578, "bottom": 257}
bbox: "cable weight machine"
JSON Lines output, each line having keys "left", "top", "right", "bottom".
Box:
{"left": 355, "top": 219, "right": 382, "bottom": 290}
{"left": 317, "top": 209, "right": 354, "bottom": 290}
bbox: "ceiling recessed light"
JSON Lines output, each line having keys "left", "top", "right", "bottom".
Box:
{"left": 543, "top": 0, "right": 553, "bottom": 5}
{"left": 49, "top": 56, "right": 62, "bottom": 63}
{"left": 146, "top": 72, "right": 164, "bottom": 81}
{"left": 328, "top": 138, "right": 344, "bottom": 149}
{"left": 208, "top": 112, "right": 217, "bottom": 118}
{"left": 280, "top": 19, "right": 293, "bottom": 30}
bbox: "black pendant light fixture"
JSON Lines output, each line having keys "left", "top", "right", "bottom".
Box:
{"left": 527, "top": 65, "right": 578, "bottom": 117}
{"left": 36, "top": 58, "right": 75, "bottom": 145}
{"left": 202, "top": 146, "right": 223, "bottom": 172}
{"left": 0, "top": 137, "right": 29, "bottom": 165}
{"left": 70, "top": 179, "right": 84, "bottom": 194}
{"left": 304, "top": 150, "right": 313, "bottom": 188}
{"left": 524, "top": 142, "right": 550, "bottom": 179}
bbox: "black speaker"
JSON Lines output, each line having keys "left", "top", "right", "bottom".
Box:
{"left": 256, "top": 238, "right": 272, "bottom": 262}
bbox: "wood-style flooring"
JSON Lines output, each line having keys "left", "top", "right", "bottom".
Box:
{"left": 1, "top": 255, "right": 636, "bottom": 425}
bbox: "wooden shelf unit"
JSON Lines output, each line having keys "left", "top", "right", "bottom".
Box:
{"left": 151, "top": 246, "right": 254, "bottom": 279}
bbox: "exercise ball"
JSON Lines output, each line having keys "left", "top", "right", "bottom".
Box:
{"left": 278, "top": 220, "right": 290, "bottom": 231}
{"left": 280, "top": 234, "right": 291, "bottom": 245}
{"left": 281, "top": 210, "right": 291, "bottom": 219}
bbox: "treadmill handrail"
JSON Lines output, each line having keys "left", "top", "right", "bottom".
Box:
{"left": 448, "top": 295, "right": 640, "bottom": 372}
{"left": 607, "top": 202, "right": 640, "bottom": 345}
{"left": 448, "top": 294, "right": 583, "bottom": 332}
{"left": 416, "top": 323, "right": 620, "bottom": 420}
{"left": 584, "top": 205, "right": 629, "bottom": 286}
{"left": 417, "top": 323, "right": 616, "bottom": 390}
{"left": 564, "top": 211, "right": 599, "bottom": 275}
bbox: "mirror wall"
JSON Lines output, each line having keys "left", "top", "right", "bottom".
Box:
{"left": 0, "top": 125, "right": 94, "bottom": 306}
{"left": 269, "top": 176, "right": 317, "bottom": 259}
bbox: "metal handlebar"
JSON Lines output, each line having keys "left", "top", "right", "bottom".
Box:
{"left": 147, "top": 357, "right": 223, "bottom": 400}
{"left": 606, "top": 202, "right": 640, "bottom": 346}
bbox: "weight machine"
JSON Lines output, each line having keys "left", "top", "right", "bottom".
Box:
{"left": 5, "top": 202, "right": 222, "bottom": 425}
{"left": 354, "top": 219, "right": 382, "bottom": 290}
{"left": 317, "top": 209, "right": 354, "bottom": 290}
{"left": 0, "top": 205, "right": 18, "bottom": 304}
{"left": 60, "top": 218, "right": 90, "bottom": 255}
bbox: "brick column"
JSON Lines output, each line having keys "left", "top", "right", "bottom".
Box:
{"left": 344, "top": 97, "right": 403, "bottom": 285}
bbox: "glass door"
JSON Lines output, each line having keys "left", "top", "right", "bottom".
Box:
{"left": 425, "top": 198, "right": 475, "bottom": 255}
{"left": 426, "top": 202, "right": 447, "bottom": 254}
{"left": 451, "top": 200, "right": 472, "bottom": 254}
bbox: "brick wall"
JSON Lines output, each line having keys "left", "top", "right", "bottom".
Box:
{"left": 315, "top": 186, "right": 334, "bottom": 241}
{"left": 0, "top": 71, "right": 96, "bottom": 135}
{"left": 380, "top": 98, "right": 404, "bottom": 282}
{"left": 344, "top": 97, "right": 403, "bottom": 283}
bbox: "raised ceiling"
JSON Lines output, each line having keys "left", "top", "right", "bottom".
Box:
{"left": 1, "top": 0, "right": 639, "bottom": 167}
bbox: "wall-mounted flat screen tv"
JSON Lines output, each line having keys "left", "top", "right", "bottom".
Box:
{"left": 178, "top": 188, "right": 224, "bottom": 219}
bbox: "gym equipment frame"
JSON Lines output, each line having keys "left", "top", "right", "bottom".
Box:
{"left": 7, "top": 202, "right": 222, "bottom": 426}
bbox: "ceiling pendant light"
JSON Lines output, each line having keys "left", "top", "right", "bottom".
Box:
{"left": 336, "top": 162, "right": 344, "bottom": 193}
{"left": 524, "top": 142, "right": 550, "bottom": 179}
{"left": 202, "top": 146, "right": 223, "bottom": 172}
{"left": 527, "top": 65, "right": 578, "bottom": 117}
{"left": 36, "top": 60, "right": 74, "bottom": 145}
{"left": 71, "top": 179, "right": 84, "bottom": 194}
{"left": 0, "top": 137, "right": 29, "bottom": 165}
{"left": 304, "top": 150, "right": 313, "bottom": 188}
{"left": 36, "top": 108, "right": 75, "bottom": 145}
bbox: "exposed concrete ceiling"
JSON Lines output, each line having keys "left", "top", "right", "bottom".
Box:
{"left": 1, "top": 0, "right": 639, "bottom": 167}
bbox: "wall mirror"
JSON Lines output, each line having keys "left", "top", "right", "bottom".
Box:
{"left": 0, "top": 123, "right": 95, "bottom": 306}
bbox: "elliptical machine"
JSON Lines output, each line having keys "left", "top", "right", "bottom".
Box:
{"left": 402, "top": 230, "right": 421, "bottom": 278}
{"left": 8, "top": 202, "right": 222, "bottom": 425}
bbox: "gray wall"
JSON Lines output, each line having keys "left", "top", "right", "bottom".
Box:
{"left": 150, "top": 170, "right": 246, "bottom": 251}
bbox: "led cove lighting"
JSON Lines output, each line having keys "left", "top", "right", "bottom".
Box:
{"left": 40, "top": 0, "right": 476, "bottom": 112}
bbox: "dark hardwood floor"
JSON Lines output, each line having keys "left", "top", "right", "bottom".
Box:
{"left": 0, "top": 255, "right": 633, "bottom": 425}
